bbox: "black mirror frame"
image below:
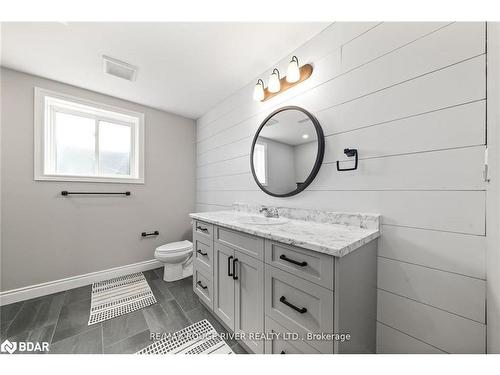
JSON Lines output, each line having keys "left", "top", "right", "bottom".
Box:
{"left": 250, "top": 105, "right": 325, "bottom": 198}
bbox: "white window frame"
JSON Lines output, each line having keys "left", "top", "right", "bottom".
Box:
{"left": 34, "top": 87, "right": 145, "bottom": 184}
{"left": 253, "top": 141, "right": 268, "bottom": 186}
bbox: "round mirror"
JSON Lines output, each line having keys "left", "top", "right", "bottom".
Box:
{"left": 250, "top": 106, "right": 324, "bottom": 197}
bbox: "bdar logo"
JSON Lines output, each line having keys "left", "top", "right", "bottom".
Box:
{"left": 1, "top": 339, "right": 17, "bottom": 354}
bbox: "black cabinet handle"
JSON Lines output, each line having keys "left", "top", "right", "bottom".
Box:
{"left": 232, "top": 258, "right": 239, "bottom": 280}
{"left": 196, "top": 225, "right": 209, "bottom": 233}
{"left": 228, "top": 256, "right": 234, "bottom": 277}
{"left": 280, "top": 296, "right": 307, "bottom": 314}
{"left": 280, "top": 351, "right": 286, "bottom": 354}
{"left": 141, "top": 231, "right": 159, "bottom": 237}
{"left": 197, "top": 281, "right": 208, "bottom": 290}
{"left": 279, "top": 254, "right": 307, "bottom": 267}
{"left": 197, "top": 249, "right": 208, "bottom": 256}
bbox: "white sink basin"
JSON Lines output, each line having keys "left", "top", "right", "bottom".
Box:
{"left": 238, "top": 216, "right": 289, "bottom": 225}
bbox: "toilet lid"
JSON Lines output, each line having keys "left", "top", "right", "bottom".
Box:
{"left": 155, "top": 240, "right": 192, "bottom": 254}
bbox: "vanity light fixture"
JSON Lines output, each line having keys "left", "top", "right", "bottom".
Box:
{"left": 268, "top": 68, "right": 281, "bottom": 93}
{"left": 253, "top": 56, "right": 313, "bottom": 102}
{"left": 286, "top": 56, "right": 301, "bottom": 83}
{"left": 253, "top": 79, "right": 265, "bottom": 101}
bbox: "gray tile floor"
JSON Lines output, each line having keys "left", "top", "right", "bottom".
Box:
{"left": 0, "top": 268, "right": 247, "bottom": 354}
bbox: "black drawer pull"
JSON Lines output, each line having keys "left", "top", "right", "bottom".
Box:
{"left": 196, "top": 225, "right": 209, "bottom": 233}
{"left": 197, "top": 249, "right": 208, "bottom": 256}
{"left": 197, "top": 281, "right": 208, "bottom": 289}
{"left": 228, "top": 256, "right": 234, "bottom": 277}
{"left": 232, "top": 258, "right": 239, "bottom": 280}
{"left": 279, "top": 254, "right": 307, "bottom": 267}
{"left": 280, "top": 296, "right": 307, "bottom": 314}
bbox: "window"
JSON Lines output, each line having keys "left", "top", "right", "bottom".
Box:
{"left": 34, "top": 88, "right": 144, "bottom": 183}
{"left": 253, "top": 142, "right": 267, "bottom": 186}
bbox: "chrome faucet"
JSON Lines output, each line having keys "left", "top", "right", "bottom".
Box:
{"left": 259, "top": 206, "right": 279, "bottom": 218}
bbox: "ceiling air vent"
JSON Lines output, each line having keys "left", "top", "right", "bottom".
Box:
{"left": 102, "top": 55, "right": 138, "bottom": 81}
{"left": 265, "top": 118, "right": 279, "bottom": 127}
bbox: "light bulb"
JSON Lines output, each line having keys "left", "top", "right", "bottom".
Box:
{"left": 253, "top": 79, "right": 265, "bottom": 101}
{"left": 286, "top": 56, "right": 300, "bottom": 83}
{"left": 268, "top": 68, "right": 281, "bottom": 93}
{"left": 302, "top": 134, "right": 309, "bottom": 139}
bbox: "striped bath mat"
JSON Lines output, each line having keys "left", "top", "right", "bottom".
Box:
{"left": 88, "top": 272, "right": 157, "bottom": 325}
{"left": 137, "top": 319, "right": 234, "bottom": 354}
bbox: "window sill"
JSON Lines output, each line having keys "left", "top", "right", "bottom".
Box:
{"left": 34, "top": 174, "right": 145, "bottom": 184}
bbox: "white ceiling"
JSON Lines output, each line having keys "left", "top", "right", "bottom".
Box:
{"left": 259, "top": 109, "right": 317, "bottom": 146}
{"left": 0, "top": 22, "right": 329, "bottom": 119}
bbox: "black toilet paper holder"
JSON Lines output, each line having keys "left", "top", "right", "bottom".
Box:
{"left": 336, "top": 148, "right": 358, "bottom": 171}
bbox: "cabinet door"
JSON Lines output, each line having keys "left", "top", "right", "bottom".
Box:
{"left": 213, "top": 243, "right": 235, "bottom": 329}
{"left": 234, "top": 249, "right": 264, "bottom": 354}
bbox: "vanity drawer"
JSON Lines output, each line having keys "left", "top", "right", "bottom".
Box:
{"left": 193, "top": 220, "right": 213, "bottom": 239}
{"left": 215, "top": 226, "right": 264, "bottom": 260}
{"left": 193, "top": 233, "right": 213, "bottom": 273}
{"left": 265, "top": 240, "right": 334, "bottom": 290}
{"left": 193, "top": 268, "right": 213, "bottom": 309}
{"left": 265, "top": 316, "right": 321, "bottom": 354}
{"left": 265, "top": 265, "right": 334, "bottom": 353}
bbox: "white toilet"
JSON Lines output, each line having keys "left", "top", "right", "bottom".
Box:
{"left": 154, "top": 240, "right": 193, "bottom": 282}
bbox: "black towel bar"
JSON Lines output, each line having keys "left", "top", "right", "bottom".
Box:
{"left": 141, "top": 231, "right": 159, "bottom": 237}
{"left": 61, "top": 191, "right": 131, "bottom": 196}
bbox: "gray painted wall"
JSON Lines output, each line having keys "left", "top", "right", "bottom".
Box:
{"left": 1, "top": 68, "right": 196, "bottom": 291}
{"left": 293, "top": 141, "right": 317, "bottom": 183}
{"left": 195, "top": 22, "right": 487, "bottom": 353}
{"left": 260, "top": 137, "right": 296, "bottom": 194}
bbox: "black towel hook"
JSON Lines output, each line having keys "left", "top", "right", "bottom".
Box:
{"left": 336, "top": 148, "right": 358, "bottom": 171}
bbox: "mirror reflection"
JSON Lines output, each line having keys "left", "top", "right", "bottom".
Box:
{"left": 251, "top": 107, "right": 324, "bottom": 197}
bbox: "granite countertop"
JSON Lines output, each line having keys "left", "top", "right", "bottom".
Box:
{"left": 189, "top": 204, "right": 381, "bottom": 257}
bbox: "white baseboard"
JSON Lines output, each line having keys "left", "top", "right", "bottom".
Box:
{"left": 0, "top": 259, "right": 163, "bottom": 306}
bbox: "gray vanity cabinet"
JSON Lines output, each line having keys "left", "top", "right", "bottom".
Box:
{"left": 192, "top": 219, "right": 377, "bottom": 355}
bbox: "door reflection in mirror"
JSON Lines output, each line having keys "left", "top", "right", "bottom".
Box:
{"left": 253, "top": 142, "right": 267, "bottom": 185}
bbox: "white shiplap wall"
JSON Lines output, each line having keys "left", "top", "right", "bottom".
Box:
{"left": 195, "top": 22, "right": 487, "bottom": 353}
